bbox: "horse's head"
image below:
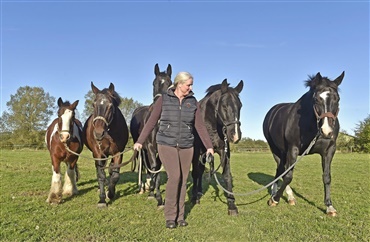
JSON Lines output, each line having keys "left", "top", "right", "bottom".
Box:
{"left": 153, "top": 63, "right": 172, "bottom": 101}
{"left": 306, "top": 71, "right": 344, "bottom": 139}
{"left": 212, "top": 79, "right": 244, "bottom": 144}
{"left": 91, "top": 82, "right": 121, "bottom": 141}
{"left": 57, "top": 97, "right": 79, "bottom": 143}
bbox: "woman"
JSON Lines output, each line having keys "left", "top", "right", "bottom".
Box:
{"left": 133, "top": 71, "right": 214, "bottom": 229}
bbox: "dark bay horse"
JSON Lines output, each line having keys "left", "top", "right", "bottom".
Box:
{"left": 263, "top": 72, "right": 344, "bottom": 216}
{"left": 192, "top": 79, "right": 244, "bottom": 215}
{"left": 130, "top": 63, "right": 172, "bottom": 207}
{"left": 45, "top": 97, "right": 83, "bottom": 204}
{"left": 83, "top": 82, "right": 129, "bottom": 208}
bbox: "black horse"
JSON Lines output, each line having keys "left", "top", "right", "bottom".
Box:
{"left": 130, "top": 63, "right": 172, "bottom": 207}
{"left": 263, "top": 72, "right": 344, "bottom": 216}
{"left": 83, "top": 82, "right": 129, "bottom": 208}
{"left": 192, "top": 79, "right": 244, "bottom": 215}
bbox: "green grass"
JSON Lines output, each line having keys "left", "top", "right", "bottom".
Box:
{"left": 0, "top": 150, "right": 369, "bottom": 241}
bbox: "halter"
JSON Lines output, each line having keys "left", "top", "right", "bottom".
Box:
{"left": 213, "top": 93, "right": 241, "bottom": 158}
{"left": 313, "top": 104, "right": 339, "bottom": 129}
{"left": 214, "top": 94, "right": 241, "bottom": 133}
{"left": 57, "top": 115, "right": 74, "bottom": 141}
{"left": 93, "top": 116, "right": 110, "bottom": 127}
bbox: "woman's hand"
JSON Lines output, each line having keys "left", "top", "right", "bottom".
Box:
{"left": 133, "top": 143, "right": 142, "bottom": 151}
{"left": 206, "top": 148, "right": 214, "bottom": 156}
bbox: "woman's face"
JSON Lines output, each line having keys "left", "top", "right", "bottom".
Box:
{"left": 177, "top": 78, "right": 193, "bottom": 97}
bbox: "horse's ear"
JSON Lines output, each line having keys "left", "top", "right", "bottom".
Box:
{"left": 167, "top": 64, "right": 172, "bottom": 77}
{"left": 221, "top": 79, "right": 228, "bottom": 93}
{"left": 91, "top": 82, "right": 99, "bottom": 94}
{"left": 312, "top": 72, "right": 322, "bottom": 87}
{"left": 235, "top": 80, "right": 244, "bottom": 94}
{"left": 71, "top": 100, "right": 79, "bottom": 109}
{"left": 154, "top": 63, "right": 160, "bottom": 76}
{"left": 334, "top": 71, "right": 345, "bottom": 86}
{"left": 57, "top": 97, "right": 63, "bottom": 107}
{"left": 109, "top": 82, "right": 115, "bottom": 92}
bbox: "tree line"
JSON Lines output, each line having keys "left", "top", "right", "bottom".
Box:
{"left": 1, "top": 86, "right": 369, "bottom": 153}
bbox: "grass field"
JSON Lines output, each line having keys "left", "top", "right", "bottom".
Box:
{"left": 0, "top": 149, "right": 369, "bottom": 241}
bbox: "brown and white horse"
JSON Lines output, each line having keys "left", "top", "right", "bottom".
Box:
{"left": 45, "top": 97, "right": 83, "bottom": 204}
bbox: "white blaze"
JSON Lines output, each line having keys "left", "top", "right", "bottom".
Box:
{"left": 233, "top": 117, "right": 239, "bottom": 142}
{"left": 319, "top": 91, "right": 332, "bottom": 136}
{"left": 61, "top": 109, "right": 73, "bottom": 132}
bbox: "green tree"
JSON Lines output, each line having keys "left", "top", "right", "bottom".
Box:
{"left": 336, "top": 130, "right": 355, "bottom": 153}
{"left": 82, "top": 90, "right": 95, "bottom": 121}
{"left": 120, "top": 97, "right": 142, "bottom": 125}
{"left": 1, "top": 86, "right": 55, "bottom": 148}
{"left": 354, "top": 115, "right": 370, "bottom": 153}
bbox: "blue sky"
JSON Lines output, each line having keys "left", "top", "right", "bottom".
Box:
{"left": 1, "top": 1, "right": 369, "bottom": 141}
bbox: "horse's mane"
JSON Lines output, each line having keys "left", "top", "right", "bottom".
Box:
{"left": 205, "top": 83, "right": 230, "bottom": 97}
{"left": 304, "top": 74, "right": 340, "bottom": 90}
{"left": 100, "top": 88, "right": 122, "bottom": 106}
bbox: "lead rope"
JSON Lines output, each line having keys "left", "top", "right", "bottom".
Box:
{"left": 208, "top": 133, "right": 319, "bottom": 196}
{"left": 64, "top": 144, "right": 133, "bottom": 170}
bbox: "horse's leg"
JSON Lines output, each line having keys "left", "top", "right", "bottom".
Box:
{"left": 47, "top": 159, "right": 63, "bottom": 204}
{"left": 147, "top": 147, "right": 157, "bottom": 199}
{"left": 271, "top": 153, "right": 296, "bottom": 205}
{"left": 269, "top": 147, "right": 298, "bottom": 206}
{"left": 62, "top": 161, "right": 79, "bottom": 196}
{"left": 191, "top": 149, "right": 201, "bottom": 205}
{"left": 321, "top": 146, "right": 337, "bottom": 216}
{"left": 152, "top": 155, "right": 163, "bottom": 208}
{"left": 138, "top": 150, "right": 148, "bottom": 194}
{"left": 96, "top": 159, "right": 108, "bottom": 208}
{"left": 196, "top": 158, "right": 206, "bottom": 202}
{"left": 285, "top": 185, "right": 296, "bottom": 205}
{"left": 107, "top": 156, "right": 121, "bottom": 200}
{"left": 221, "top": 150, "right": 238, "bottom": 216}
{"left": 270, "top": 153, "right": 281, "bottom": 197}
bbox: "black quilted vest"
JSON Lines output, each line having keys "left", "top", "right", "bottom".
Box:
{"left": 156, "top": 89, "right": 197, "bottom": 148}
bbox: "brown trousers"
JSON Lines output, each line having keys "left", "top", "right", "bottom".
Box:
{"left": 157, "top": 144, "right": 193, "bottom": 222}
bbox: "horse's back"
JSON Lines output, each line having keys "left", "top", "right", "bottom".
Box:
{"left": 130, "top": 106, "right": 149, "bottom": 142}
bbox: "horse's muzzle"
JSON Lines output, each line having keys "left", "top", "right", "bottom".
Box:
{"left": 93, "top": 130, "right": 105, "bottom": 141}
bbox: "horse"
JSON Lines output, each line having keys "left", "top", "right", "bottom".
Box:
{"left": 262, "top": 71, "right": 344, "bottom": 216}
{"left": 130, "top": 63, "right": 172, "bottom": 207}
{"left": 45, "top": 97, "right": 83, "bottom": 204}
{"left": 83, "top": 82, "right": 129, "bottom": 208}
{"left": 191, "top": 79, "right": 244, "bottom": 215}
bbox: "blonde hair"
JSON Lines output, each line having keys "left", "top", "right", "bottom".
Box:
{"left": 171, "top": 71, "right": 193, "bottom": 88}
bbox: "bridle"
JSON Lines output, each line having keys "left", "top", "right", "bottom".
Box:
{"left": 92, "top": 99, "right": 116, "bottom": 131}
{"left": 312, "top": 89, "right": 340, "bottom": 138}
{"left": 313, "top": 105, "right": 339, "bottom": 121}
{"left": 214, "top": 93, "right": 241, "bottom": 135}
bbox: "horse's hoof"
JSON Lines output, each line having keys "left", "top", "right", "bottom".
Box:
{"left": 97, "top": 203, "right": 107, "bottom": 209}
{"left": 327, "top": 211, "right": 337, "bottom": 217}
{"left": 157, "top": 205, "right": 165, "bottom": 210}
{"left": 288, "top": 199, "right": 296, "bottom": 206}
{"left": 268, "top": 197, "right": 279, "bottom": 206}
{"left": 326, "top": 206, "right": 337, "bottom": 217}
{"left": 228, "top": 209, "right": 238, "bottom": 216}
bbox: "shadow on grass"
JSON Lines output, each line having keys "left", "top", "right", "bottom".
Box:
{"left": 185, "top": 171, "right": 326, "bottom": 215}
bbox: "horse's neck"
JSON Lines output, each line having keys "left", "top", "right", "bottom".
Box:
{"left": 294, "top": 91, "right": 317, "bottom": 124}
